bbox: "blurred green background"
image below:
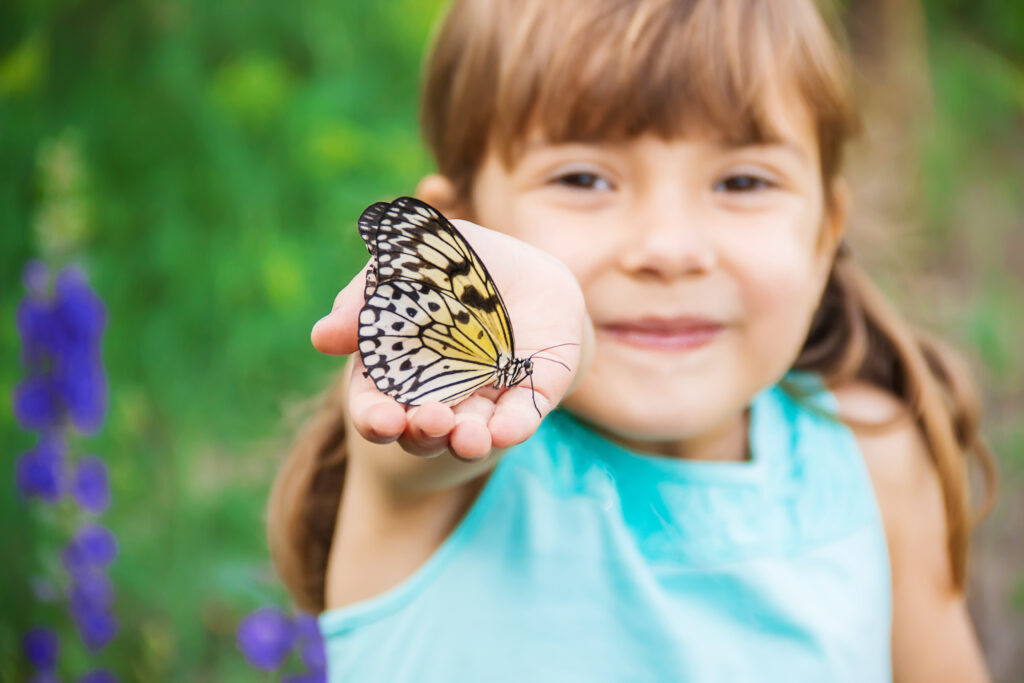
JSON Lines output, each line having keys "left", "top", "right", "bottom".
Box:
{"left": 1, "top": 0, "right": 1021, "bottom": 680}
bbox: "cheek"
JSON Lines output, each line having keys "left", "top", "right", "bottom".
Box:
{"left": 728, "top": 220, "right": 825, "bottom": 354}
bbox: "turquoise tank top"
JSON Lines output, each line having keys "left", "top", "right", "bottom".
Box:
{"left": 319, "top": 375, "right": 892, "bottom": 682}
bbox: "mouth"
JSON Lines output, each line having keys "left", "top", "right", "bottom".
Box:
{"left": 600, "top": 317, "right": 725, "bottom": 351}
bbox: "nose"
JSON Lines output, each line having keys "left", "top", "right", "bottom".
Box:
{"left": 616, "top": 190, "right": 717, "bottom": 279}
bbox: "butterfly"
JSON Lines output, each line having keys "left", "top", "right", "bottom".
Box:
{"left": 356, "top": 196, "right": 538, "bottom": 409}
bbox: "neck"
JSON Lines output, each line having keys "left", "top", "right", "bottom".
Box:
{"left": 592, "top": 410, "right": 751, "bottom": 463}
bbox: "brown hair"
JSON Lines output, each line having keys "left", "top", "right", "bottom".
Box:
{"left": 269, "top": 0, "right": 996, "bottom": 611}
{"left": 268, "top": 369, "right": 349, "bottom": 611}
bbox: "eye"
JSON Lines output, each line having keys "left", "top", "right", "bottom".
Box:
{"left": 551, "top": 171, "right": 614, "bottom": 192}
{"left": 714, "top": 174, "right": 774, "bottom": 193}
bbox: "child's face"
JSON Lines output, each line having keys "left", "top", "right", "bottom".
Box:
{"left": 459, "top": 93, "right": 844, "bottom": 452}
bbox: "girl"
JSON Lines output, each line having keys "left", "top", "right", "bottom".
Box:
{"left": 269, "top": 0, "right": 996, "bottom": 680}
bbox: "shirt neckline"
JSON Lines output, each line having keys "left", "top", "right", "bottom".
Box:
{"left": 552, "top": 383, "right": 784, "bottom": 486}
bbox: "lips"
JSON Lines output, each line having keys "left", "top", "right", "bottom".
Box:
{"left": 600, "top": 317, "right": 724, "bottom": 351}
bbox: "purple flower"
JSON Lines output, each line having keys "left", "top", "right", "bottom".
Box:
{"left": 53, "top": 267, "right": 106, "bottom": 349}
{"left": 16, "top": 434, "right": 66, "bottom": 502}
{"left": 71, "top": 457, "right": 110, "bottom": 514}
{"left": 17, "top": 296, "right": 58, "bottom": 368}
{"left": 237, "top": 607, "right": 295, "bottom": 671}
{"left": 283, "top": 673, "right": 327, "bottom": 683}
{"left": 294, "top": 614, "right": 320, "bottom": 642}
{"left": 16, "top": 264, "right": 108, "bottom": 434}
{"left": 53, "top": 348, "right": 107, "bottom": 435}
{"left": 22, "top": 626, "right": 59, "bottom": 671}
{"left": 300, "top": 638, "right": 326, "bottom": 673}
{"left": 62, "top": 523, "right": 118, "bottom": 576}
{"left": 29, "top": 674, "right": 62, "bottom": 683}
{"left": 70, "top": 602, "right": 118, "bottom": 652}
{"left": 69, "top": 573, "right": 114, "bottom": 613}
{"left": 53, "top": 266, "right": 104, "bottom": 335}
{"left": 15, "top": 261, "right": 117, "bottom": 661}
{"left": 38, "top": 267, "right": 102, "bottom": 358}
{"left": 13, "top": 375, "right": 62, "bottom": 431}
{"left": 78, "top": 670, "right": 117, "bottom": 683}
{"left": 293, "top": 614, "right": 326, "bottom": 673}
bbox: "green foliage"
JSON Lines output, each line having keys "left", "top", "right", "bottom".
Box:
{"left": 1, "top": 0, "right": 440, "bottom": 678}
{"left": 922, "top": 0, "right": 1024, "bottom": 62}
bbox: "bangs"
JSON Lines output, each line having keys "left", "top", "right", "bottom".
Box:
{"left": 422, "top": 0, "right": 858, "bottom": 196}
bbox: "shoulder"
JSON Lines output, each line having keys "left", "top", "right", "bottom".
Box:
{"left": 831, "top": 382, "right": 991, "bottom": 679}
{"left": 829, "top": 380, "right": 936, "bottom": 501}
{"left": 826, "top": 376, "right": 988, "bottom": 679}
{"left": 828, "top": 380, "right": 948, "bottom": 576}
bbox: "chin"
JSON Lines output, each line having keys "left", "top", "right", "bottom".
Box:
{"left": 562, "top": 375, "right": 739, "bottom": 444}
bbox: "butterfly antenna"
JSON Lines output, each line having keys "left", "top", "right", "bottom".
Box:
{"left": 528, "top": 369, "right": 541, "bottom": 418}
{"left": 529, "top": 354, "right": 570, "bottom": 372}
{"left": 530, "top": 342, "right": 580, "bottom": 355}
{"left": 526, "top": 342, "right": 579, "bottom": 373}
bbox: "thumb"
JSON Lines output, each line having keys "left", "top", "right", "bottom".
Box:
{"left": 311, "top": 262, "right": 369, "bottom": 356}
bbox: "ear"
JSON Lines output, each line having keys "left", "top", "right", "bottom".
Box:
{"left": 416, "top": 174, "right": 472, "bottom": 220}
{"left": 812, "top": 176, "right": 850, "bottom": 287}
{"left": 820, "top": 176, "right": 850, "bottom": 256}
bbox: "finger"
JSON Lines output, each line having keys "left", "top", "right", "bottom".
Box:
{"left": 348, "top": 358, "right": 407, "bottom": 443}
{"left": 311, "top": 262, "right": 370, "bottom": 356}
{"left": 489, "top": 386, "right": 550, "bottom": 449}
{"left": 449, "top": 395, "right": 497, "bottom": 461}
{"left": 485, "top": 341, "right": 577, "bottom": 449}
{"left": 398, "top": 402, "right": 456, "bottom": 457}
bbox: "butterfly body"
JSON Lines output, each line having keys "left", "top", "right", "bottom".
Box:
{"left": 495, "top": 355, "right": 533, "bottom": 390}
{"left": 356, "top": 197, "right": 534, "bottom": 407}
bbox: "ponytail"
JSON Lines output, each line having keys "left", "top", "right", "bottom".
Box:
{"left": 792, "top": 247, "right": 997, "bottom": 588}
{"left": 267, "top": 367, "right": 349, "bottom": 612}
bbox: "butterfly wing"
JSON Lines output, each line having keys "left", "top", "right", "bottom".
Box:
{"left": 358, "top": 201, "right": 390, "bottom": 295}
{"left": 363, "top": 196, "right": 515, "bottom": 354}
{"left": 355, "top": 197, "right": 517, "bottom": 406}
{"left": 358, "top": 280, "right": 504, "bottom": 405}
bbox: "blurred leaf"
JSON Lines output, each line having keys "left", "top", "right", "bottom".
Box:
{"left": 306, "top": 121, "right": 364, "bottom": 173}
{"left": 0, "top": 32, "right": 45, "bottom": 97}
{"left": 210, "top": 53, "right": 293, "bottom": 129}
{"left": 262, "top": 246, "right": 305, "bottom": 309}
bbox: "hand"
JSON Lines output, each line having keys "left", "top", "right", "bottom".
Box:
{"left": 311, "top": 218, "right": 588, "bottom": 461}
